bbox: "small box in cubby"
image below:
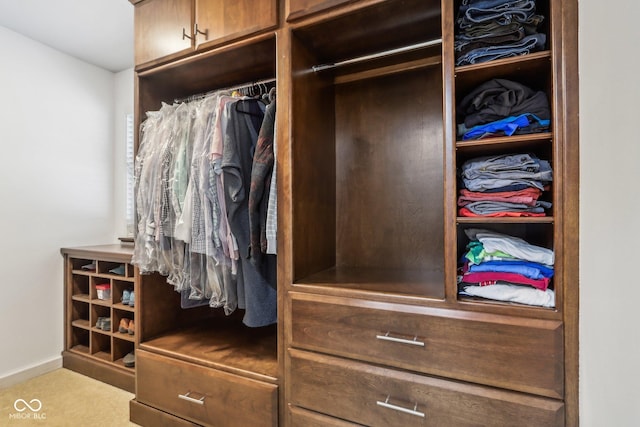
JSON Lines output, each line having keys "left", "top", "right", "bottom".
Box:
{"left": 96, "top": 284, "right": 111, "bottom": 300}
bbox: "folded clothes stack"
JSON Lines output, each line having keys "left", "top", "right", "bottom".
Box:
{"left": 455, "top": 0, "right": 546, "bottom": 66}
{"left": 457, "top": 78, "right": 550, "bottom": 140}
{"left": 458, "top": 153, "right": 552, "bottom": 217}
{"left": 458, "top": 228, "right": 555, "bottom": 308}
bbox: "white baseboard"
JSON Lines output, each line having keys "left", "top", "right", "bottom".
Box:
{"left": 0, "top": 356, "right": 63, "bottom": 389}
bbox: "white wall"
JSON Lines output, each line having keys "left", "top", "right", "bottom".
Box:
{"left": 579, "top": 1, "right": 640, "bottom": 425}
{"left": 0, "top": 25, "right": 116, "bottom": 381}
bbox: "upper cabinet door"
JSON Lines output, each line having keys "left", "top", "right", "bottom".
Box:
{"left": 194, "top": 0, "right": 278, "bottom": 49}
{"left": 286, "top": 0, "right": 352, "bottom": 21}
{"left": 134, "top": 0, "right": 193, "bottom": 67}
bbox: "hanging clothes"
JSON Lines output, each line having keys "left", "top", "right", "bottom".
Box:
{"left": 132, "top": 83, "right": 278, "bottom": 327}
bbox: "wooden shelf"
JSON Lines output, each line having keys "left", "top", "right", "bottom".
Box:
{"left": 114, "top": 357, "right": 135, "bottom": 371}
{"left": 71, "top": 294, "right": 90, "bottom": 303}
{"left": 93, "top": 351, "right": 112, "bottom": 362}
{"left": 71, "top": 269, "right": 94, "bottom": 276}
{"left": 72, "top": 319, "right": 90, "bottom": 329}
{"left": 91, "top": 298, "right": 112, "bottom": 307}
{"left": 457, "top": 217, "right": 554, "bottom": 224}
{"left": 70, "top": 344, "right": 90, "bottom": 355}
{"left": 456, "top": 132, "right": 552, "bottom": 150}
{"left": 114, "top": 332, "right": 135, "bottom": 342}
{"left": 113, "top": 302, "right": 135, "bottom": 312}
{"left": 296, "top": 267, "right": 445, "bottom": 299}
{"left": 455, "top": 51, "right": 552, "bottom": 75}
{"left": 140, "top": 321, "right": 278, "bottom": 384}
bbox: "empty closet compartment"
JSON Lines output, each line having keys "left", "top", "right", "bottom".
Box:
{"left": 288, "top": 0, "right": 445, "bottom": 298}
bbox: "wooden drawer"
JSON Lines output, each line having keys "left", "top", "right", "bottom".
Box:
{"left": 289, "top": 405, "right": 365, "bottom": 426}
{"left": 136, "top": 350, "right": 277, "bottom": 427}
{"left": 290, "top": 293, "right": 564, "bottom": 398}
{"left": 290, "top": 349, "right": 564, "bottom": 427}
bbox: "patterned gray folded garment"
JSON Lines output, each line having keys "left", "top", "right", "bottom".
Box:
{"left": 463, "top": 200, "right": 551, "bottom": 215}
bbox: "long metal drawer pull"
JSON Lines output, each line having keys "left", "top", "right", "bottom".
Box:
{"left": 178, "top": 392, "right": 205, "bottom": 405}
{"left": 376, "top": 331, "right": 425, "bottom": 347}
{"left": 377, "top": 396, "right": 425, "bottom": 418}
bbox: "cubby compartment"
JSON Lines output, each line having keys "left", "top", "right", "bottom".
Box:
{"left": 71, "top": 300, "right": 90, "bottom": 328}
{"left": 112, "top": 279, "right": 135, "bottom": 311}
{"left": 90, "top": 276, "right": 111, "bottom": 303}
{"left": 454, "top": 60, "right": 553, "bottom": 144}
{"left": 70, "top": 257, "right": 95, "bottom": 272}
{"left": 454, "top": 51, "right": 552, "bottom": 105}
{"left": 452, "top": 0, "right": 551, "bottom": 69}
{"left": 113, "top": 308, "right": 135, "bottom": 341}
{"left": 456, "top": 222, "right": 557, "bottom": 310}
{"left": 91, "top": 331, "right": 112, "bottom": 362}
{"left": 97, "top": 260, "right": 127, "bottom": 276}
{"left": 113, "top": 338, "right": 135, "bottom": 370}
{"left": 456, "top": 145, "right": 555, "bottom": 220}
{"left": 288, "top": 0, "right": 445, "bottom": 298}
{"left": 91, "top": 304, "right": 111, "bottom": 332}
{"left": 69, "top": 327, "right": 90, "bottom": 353}
{"left": 70, "top": 274, "right": 90, "bottom": 299}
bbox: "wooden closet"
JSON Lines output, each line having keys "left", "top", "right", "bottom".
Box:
{"left": 128, "top": 0, "right": 579, "bottom": 425}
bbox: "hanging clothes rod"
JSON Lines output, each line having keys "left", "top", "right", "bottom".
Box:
{"left": 311, "top": 38, "right": 443, "bottom": 73}
{"left": 174, "top": 77, "right": 276, "bottom": 103}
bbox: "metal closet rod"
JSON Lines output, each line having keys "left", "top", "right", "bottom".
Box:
{"left": 174, "top": 77, "right": 276, "bottom": 103}
{"left": 311, "top": 38, "right": 443, "bottom": 73}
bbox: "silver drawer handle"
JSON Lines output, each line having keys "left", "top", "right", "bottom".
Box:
{"left": 376, "top": 332, "right": 425, "bottom": 347}
{"left": 377, "top": 396, "right": 425, "bottom": 418}
{"left": 178, "top": 392, "right": 205, "bottom": 405}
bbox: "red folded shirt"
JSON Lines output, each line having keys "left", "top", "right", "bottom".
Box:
{"left": 458, "top": 207, "right": 546, "bottom": 217}
{"left": 458, "top": 187, "right": 543, "bottom": 207}
{"left": 461, "top": 271, "right": 550, "bottom": 291}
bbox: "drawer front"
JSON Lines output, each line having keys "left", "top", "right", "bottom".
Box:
{"left": 290, "top": 293, "right": 564, "bottom": 398}
{"left": 137, "top": 350, "right": 277, "bottom": 427}
{"left": 290, "top": 349, "right": 564, "bottom": 427}
{"left": 289, "top": 405, "right": 365, "bottom": 426}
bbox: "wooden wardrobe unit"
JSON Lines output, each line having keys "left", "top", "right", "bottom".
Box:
{"left": 129, "top": 0, "right": 579, "bottom": 425}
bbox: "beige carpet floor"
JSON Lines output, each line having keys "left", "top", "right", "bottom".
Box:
{"left": 1, "top": 368, "right": 137, "bottom": 426}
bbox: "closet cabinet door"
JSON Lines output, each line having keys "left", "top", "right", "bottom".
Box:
{"left": 134, "top": 0, "right": 193, "bottom": 67}
{"left": 286, "top": 0, "right": 352, "bottom": 21}
{"left": 194, "top": 0, "right": 277, "bottom": 50}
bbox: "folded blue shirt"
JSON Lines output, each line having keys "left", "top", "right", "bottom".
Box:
{"left": 462, "top": 113, "right": 550, "bottom": 140}
{"left": 468, "top": 259, "right": 554, "bottom": 279}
